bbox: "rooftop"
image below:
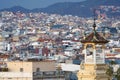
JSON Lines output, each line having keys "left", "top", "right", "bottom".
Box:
{"left": 81, "top": 32, "right": 109, "bottom": 43}
{"left": 81, "top": 19, "right": 109, "bottom": 43}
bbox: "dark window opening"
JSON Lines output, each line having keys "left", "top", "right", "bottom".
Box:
{"left": 20, "top": 68, "right": 23, "bottom": 72}
{"left": 36, "top": 68, "right": 40, "bottom": 72}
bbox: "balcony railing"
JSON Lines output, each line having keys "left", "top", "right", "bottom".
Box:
{"left": 33, "top": 71, "right": 65, "bottom": 79}
{"left": 86, "top": 57, "right": 104, "bottom": 64}
{"left": 86, "top": 58, "right": 94, "bottom": 63}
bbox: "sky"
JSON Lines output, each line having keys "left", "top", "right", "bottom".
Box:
{"left": 0, "top": 0, "right": 85, "bottom": 9}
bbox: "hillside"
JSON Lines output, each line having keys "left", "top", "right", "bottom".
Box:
{"left": 0, "top": 0, "right": 120, "bottom": 17}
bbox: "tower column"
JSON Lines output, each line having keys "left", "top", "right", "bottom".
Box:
{"left": 93, "top": 44, "right": 96, "bottom": 64}
{"left": 84, "top": 44, "right": 87, "bottom": 63}
{"left": 102, "top": 45, "right": 105, "bottom": 64}
{"left": 84, "top": 49, "right": 87, "bottom": 63}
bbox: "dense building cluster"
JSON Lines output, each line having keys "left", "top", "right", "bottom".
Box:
{"left": 0, "top": 10, "right": 119, "bottom": 80}
{"left": 0, "top": 11, "right": 120, "bottom": 62}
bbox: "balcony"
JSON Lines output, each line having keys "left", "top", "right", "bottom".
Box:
{"left": 33, "top": 71, "right": 65, "bottom": 79}
{"left": 86, "top": 58, "right": 94, "bottom": 63}
{"left": 86, "top": 57, "right": 104, "bottom": 64}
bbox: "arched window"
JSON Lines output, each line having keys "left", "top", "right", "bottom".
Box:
{"left": 86, "top": 44, "right": 93, "bottom": 56}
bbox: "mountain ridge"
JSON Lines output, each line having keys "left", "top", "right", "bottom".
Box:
{"left": 0, "top": 0, "right": 120, "bottom": 17}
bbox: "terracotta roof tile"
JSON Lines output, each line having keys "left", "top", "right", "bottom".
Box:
{"left": 81, "top": 32, "right": 109, "bottom": 43}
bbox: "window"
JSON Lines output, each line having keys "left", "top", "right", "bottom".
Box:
{"left": 20, "top": 68, "right": 23, "bottom": 72}
{"left": 36, "top": 68, "right": 40, "bottom": 72}
{"left": 8, "top": 78, "right": 12, "bottom": 79}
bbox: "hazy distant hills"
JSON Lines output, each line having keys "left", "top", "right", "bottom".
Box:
{"left": 0, "top": 0, "right": 120, "bottom": 17}
{"left": 0, "top": 6, "right": 30, "bottom": 13}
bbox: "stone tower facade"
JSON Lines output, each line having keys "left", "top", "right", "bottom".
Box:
{"left": 77, "top": 19, "right": 109, "bottom": 80}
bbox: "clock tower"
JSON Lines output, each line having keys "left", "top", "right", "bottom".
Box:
{"left": 77, "top": 19, "right": 109, "bottom": 80}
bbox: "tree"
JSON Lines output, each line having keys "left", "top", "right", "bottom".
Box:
{"left": 106, "top": 66, "right": 113, "bottom": 80}
{"left": 106, "top": 60, "right": 116, "bottom": 80}
{"left": 115, "top": 67, "right": 120, "bottom": 80}
{"left": 109, "top": 60, "right": 116, "bottom": 66}
{"left": 106, "top": 60, "right": 120, "bottom": 80}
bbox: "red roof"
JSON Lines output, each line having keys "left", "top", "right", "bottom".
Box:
{"left": 37, "top": 38, "right": 53, "bottom": 42}
{"left": 81, "top": 32, "right": 109, "bottom": 43}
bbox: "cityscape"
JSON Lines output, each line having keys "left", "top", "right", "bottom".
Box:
{"left": 0, "top": 0, "right": 120, "bottom": 80}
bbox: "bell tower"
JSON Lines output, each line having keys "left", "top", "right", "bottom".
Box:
{"left": 77, "top": 18, "right": 109, "bottom": 80}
